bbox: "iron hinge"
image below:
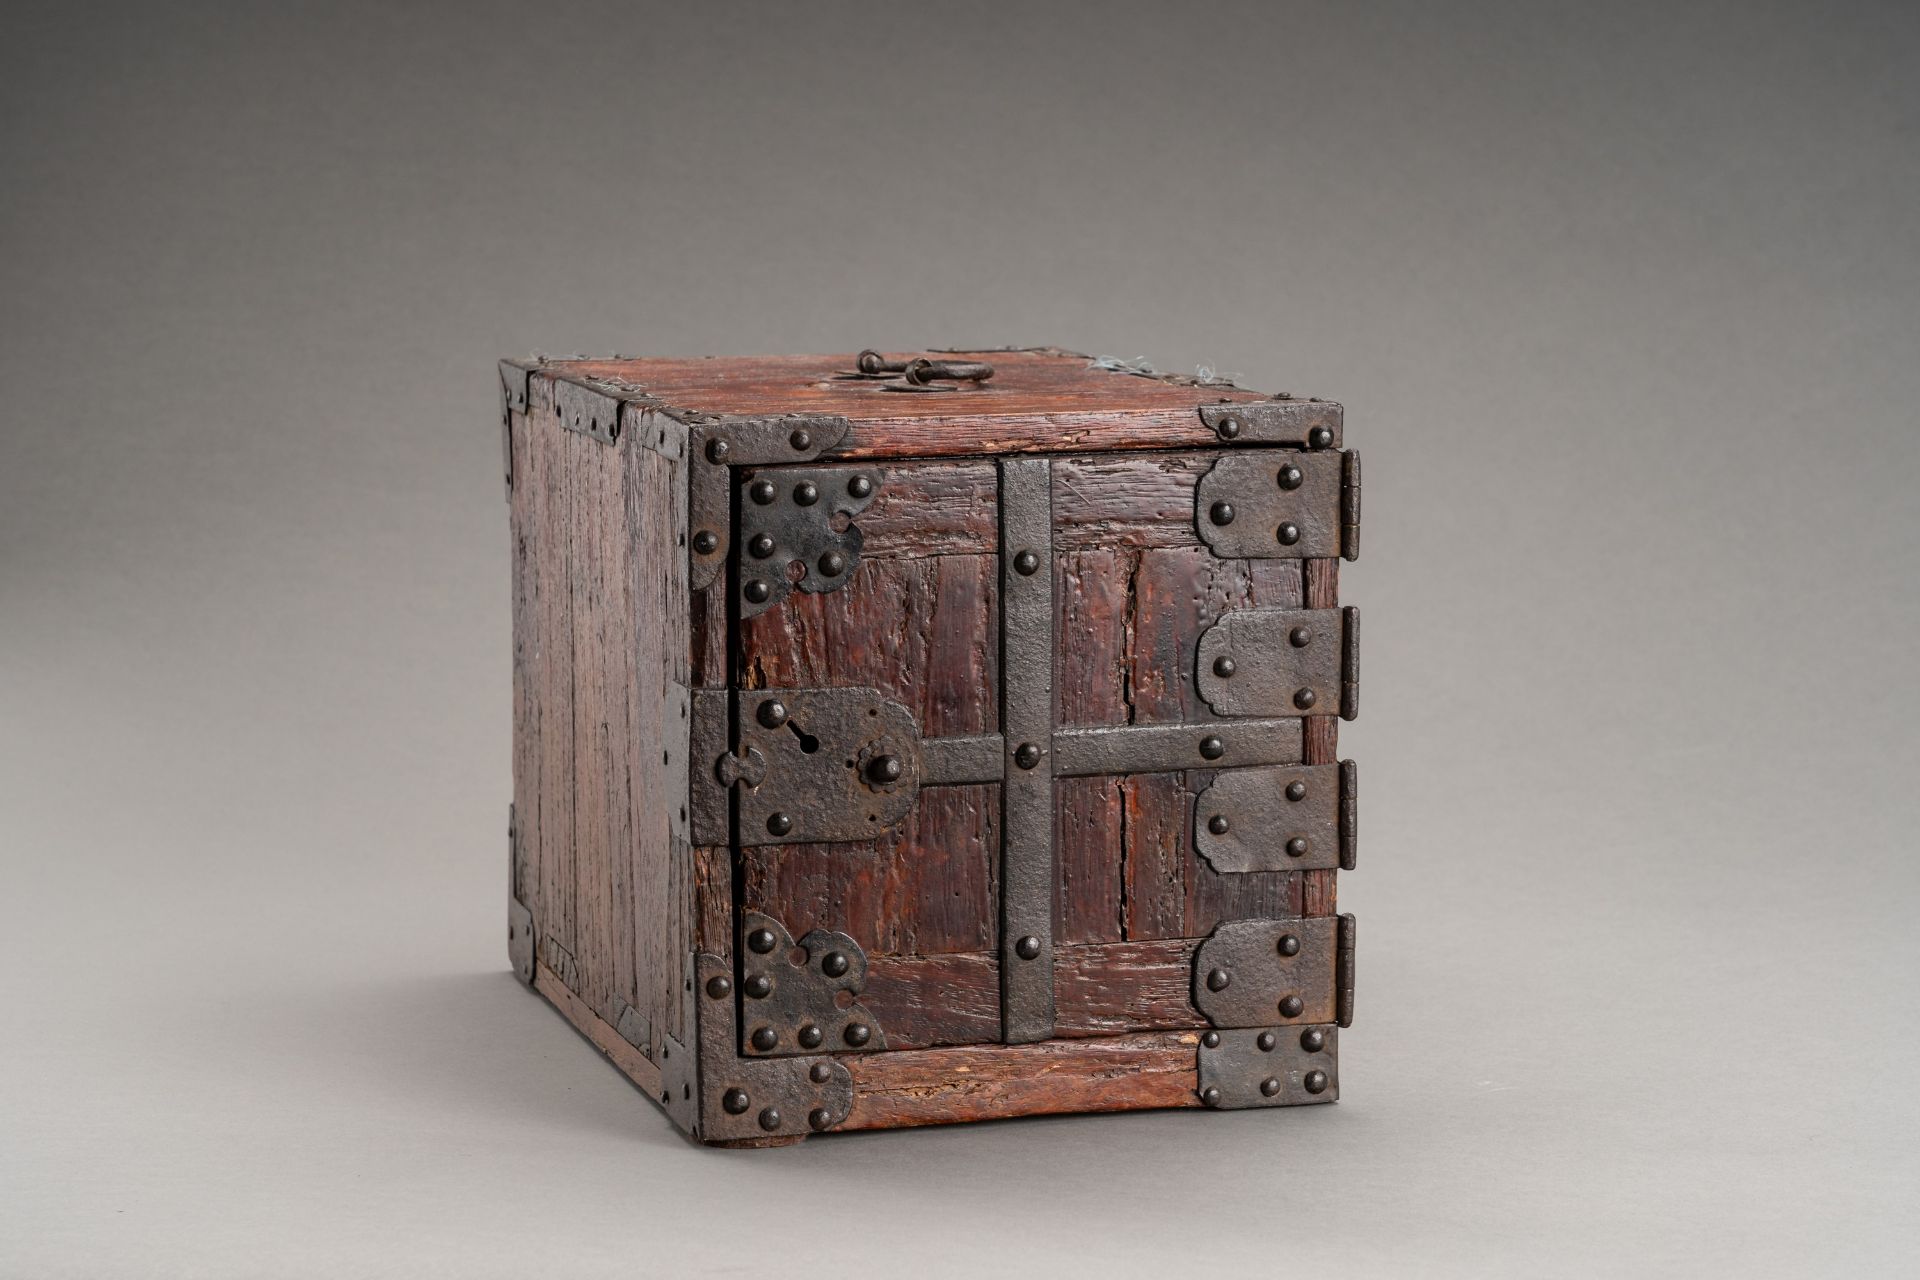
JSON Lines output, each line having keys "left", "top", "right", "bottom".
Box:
{"left": 1193, "top": 916, "right": 1342, "bottom": 1029}
{"left": 1194, "top": 448, "right": 1360, "bottom": 562}
{"left": 1196, "top": 606, "right": 1359, "bottom": 721}
{"left": 1193, "top": 760, "right": 1356, "bottom": 873}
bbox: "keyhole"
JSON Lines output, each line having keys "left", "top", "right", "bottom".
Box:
{"left": 787, "top": 721, "right": 820, "bottom": 754}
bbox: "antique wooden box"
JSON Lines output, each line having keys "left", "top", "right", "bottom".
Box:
{"left": 500, "top": 348, "right": 1359, "bottom": 1145}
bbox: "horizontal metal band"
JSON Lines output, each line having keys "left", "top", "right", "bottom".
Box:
{"left": 918, "top": 719, "right": 1306, "bottom": 785}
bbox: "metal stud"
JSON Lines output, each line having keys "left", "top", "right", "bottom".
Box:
{"left": 691, "top": 530, "right": 718, "bottom": 555}
{"left": 797, "top": 1024, "right": 823, "bottom": 1049}
{"left": 808, "top": 1108, "right": 832, "bottom": 1132}
{"left": 1014, "top": 742, "right": 1041, "bottom": 770}
{"left": 1304, "top": 1069, "right": 1329, "bottom": 1094}
{"left": 809, "top": 1062, "right": 832, "bottom": 1083}
{"left": 1279, "top": 995, "right": 1305, "bottom": 1018}
{"left": 758, "top": 700, "right": 788, "bottom": 728}
{"left": 1277, "top": 933, "right": 1300, "bottom": 956}
{"left": 766, "top": 812, "right": 793, "bottom": 836}
{"left": 866, "top": 754, "right": 903, "bottom": 784}
{"left": 706, "top": 975, "right": 733, "bottom": 999}
{"left": 722, "top": 1087, "right": 750, "bottom": 1114}
{"left": 1277, "top": 464, "right": 1303, "bottom": 490}
{"left": 821, "top": 951, "right": 849, "bottom": 978}
{"left": 748, "top": 533, "right": 776, "bottom": 558}
{"left": 758, "top": 1107, "right": 782, "bottom": 1131}
{"left": 1199, "top": 736, "right": 1226, "bottom": 760}
{"left": 1218, "top": 418, "right": 1242, "bottom": 441}
{"left": 1205, "top": 967, "right": 1231, "bottom": 992}
{"left": 1293, "top": 688, "right": 1316, "bottom": 710}
{"left": 847, "top": 474, "right": 873, "bottom": 498}
{"left": 1308, "top": 426, "right": 1333, "bottom": 449}
{"left": 1286, "top": 780, "right": 1307, "bottom": 802}
{"left": 1015, "top": 935, "right": 1041, "bottom": 960}
{"left": 788, "top": 428, "right": 812, "bottom": 450}
{"left": 1013, "top": 550, "right": 1040, "bottom": 576}
{"left": 1257, "top": 1031, "right": 1276, "bottom": 1051}
{"left": 818, "top": 550, "right": 847, "bottom": 576}
{"left": 1260, "top": 1077, "right": 1282, "bottom": 1097}
{"left": 1202, "top": 1085, "right": 1224, "bottom": 1107}
{"left": 1300, "top": 1028, "right": 1326, "bottom": 1052}
{"left": 1213, "top": 656, "right": 1236, "bottom": 678}
{"left": 794, "top": 481, "right": 819, "bottom": 506}
{"left": 749, "top": 479, "right": 776, "bottom": 505}
{"left": 844, "top": 1023, "right": 872, "bottom": 1047}
{"left": 1209, "top": 500, "right": 1236, "bottom": 526}
{"left": 743, "top": 580, "right": 771, "bottom": 604}
{"left": 1286, "top": 837, "right": 1309, "bottom": 858}
{"left": 1276, "top": 522, "right": 1301, "bottom": 546}
{"left": 744, "top": 975, "right": 771, "bottom": 999}
{"left": 1290, "top": 626, "right": 1312, "bottom": 647}
{"left": 1202, "top": 1031, "right": 1221, "bottom": 1048}
{"left": 1207, "top": 814, "right": 1230, "bottom": 835}
{"left": 747, "top": 928, "right": 777, "bottom": 954}
{"left": 751, "top": 1027, "right": 777, "bottom": 1051}
{"left": 706, "top": 439, "right": 731, "bottom": 463}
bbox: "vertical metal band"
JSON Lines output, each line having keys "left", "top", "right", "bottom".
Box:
{"left": 998, "top": 458, "right": 1055, "bottom": 1043}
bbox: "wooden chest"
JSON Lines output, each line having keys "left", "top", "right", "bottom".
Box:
{"left": 500, "top": 348, "right": 1360, "bottom": 1145}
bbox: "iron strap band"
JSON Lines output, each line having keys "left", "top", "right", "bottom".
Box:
{"left": 998, "top": 458, "right": 1055, "bottom": 1044}
{"left": 917, "top": 719, "right": 1308, "bottom": 787}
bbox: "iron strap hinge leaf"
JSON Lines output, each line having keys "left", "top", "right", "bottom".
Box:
{"left": 1194, "top": 448, "right": 1360, "bottom": 562}
{"left": 1196, "top": 607, "right": 1359, "bottom": 721}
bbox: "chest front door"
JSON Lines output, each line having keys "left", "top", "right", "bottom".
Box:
{"left": 707, "top": 446, "right": 1355, "bottom": 1059}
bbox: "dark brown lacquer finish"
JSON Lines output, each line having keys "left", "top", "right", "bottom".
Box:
{"left": 502, "top": 347, "right": 1363, "bottom": 1143}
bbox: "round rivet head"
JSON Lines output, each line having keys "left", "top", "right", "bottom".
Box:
{"left": 758, "top": 700, "right": 788, "bottom": 728}
{"left": 1202, "top": 1031, "right": 1221, "bottom": 1049}
{"left": 1309, "top": 426, "right": 1334, "bottom": 450}
{"left": 1289, "top": 626, "right": 1312, "bottom": 647}
{"left": 1013, "top": 550, "right": 1040, "bottom": 576}
{"left": 1286, "top": 780, "right": 1307, "bottom": 802}
{"left": 722, "top": 1087, "right": 750, "bottom": 1114}
{"left": 1260, "top": 1077, "right": 1282, "bottom": 1097}
{"left": 1218, "top": 418, "right": 1242, "bottom": 441}
{"left": 748, "top": 479, "right": 776, "bottom": 505}
{"left": 847, "top": 474, "right": 874, "bottom": 499}
{"left": 758, "top": 1107, "right": 782, "bottom": 1132}
{"left": 1205, "top": 967, "right": 1231, "bottom": 992}
{"left": 821, "top": 951, "right": 850, "bottom": 978}
{"left": 1209, "top": 500, "right": 1236, "bottom": 526}
{"left": 706, "top": 439, "right": 731, "bottom": 463}
{"left": 1286, "top": 837, "right": 1309, "bottom": 858}
{"left": 794, "top": 481, "right": 819, "bottom": 506}
{"left": 1293, "top": 688, "right": 1316, "bottom": 711}
{"left": 705, "top": 975, "right": 733, "bottom": 999}
{"left": 808, "top": 1107, "right": 832, "bottom": 1132}
{"left": 691, "top": 530, "right": 719, "bottom": 555}
{"left": 747, "top": 928, "right": 777, "bottom": 954}
{"left": 1279, "top": 995, "right": 1305, "bottom": 1018}
{"left": 1300, "top": 1028, "right": 1326, "bottom": 1052}
{"left": 818, "top": 550, "right": 847, "bottom": 576}
{"left": 1276, "top": 522, "right": 1301, "bottom": 546}
{"left": 1213, "top": 655, "right": 1236, "bottom": 678}
{"left": 766, "top": 812, "right": 793, "bottom": 836}
{"left": 844, "top": 1023, "right": 872, "bottom": 1047}
{"left": 743, "top": 580, "right": 771, "bottom": 604}
{"left": 1257, "top": 1031, "right": 1277, "bottom": 1051}
{"left": 744, "top": 975, "right": 771, "bottom": 999}
{"left": 788, "top": 428, "right": 811, "bottom": 451}
{"left": 748, "top": 533, "right": 775, "bottom": 558}
{"left": 797, "top": 1024, "right": 823, "bottom": 1049}
{"left": 809, "top": 1062, "right": 832, "bottom": 1083}
{"left": 1199, "top": 736, "right": 1226, "bottom": 761}
{"left": 1277, "top": 464, "right": 1304, "bottom": 490}
{"left": 1015, "top": 935, "right": 1041, "bottom": 961}
{"left": 1304, "top": 1069, "right": 1329, "bottom": 1094}
{"left": 1202, "top": 1085, "right": 1224, "bottom": 1107}
{"left": 1277, "top": 933, "right": 1301, "bottom": 956}
{"left": 1014, "top": 742, "right": 1041, "bottom": 770}
{"left": 1207, "top": 814, "right": 1230, "bottom": 835}
{"left": 866, "top": 754, "right": 903, "bottom": 785}
{"left": 751, "top": 1027, "right": 778, "bottom": 1051}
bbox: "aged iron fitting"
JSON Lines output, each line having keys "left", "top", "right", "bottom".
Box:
{"left": 1198, "top": 399, "right": 1343, "bottom": 449}
{"left": 1195, "top": 607, "right": 1359, "bottom": 721}
{"left": 734, "top": 464, "right": 879, "bottom": 618}
{"left": 1192, "top": 916, "right": 1342, "bottom": 1028}
{"left": 737, "top": 911, "right": 887, "bottom": 1057}
{"left": 1197, "top": 1024, "right": 1339, "bottom": 1109}
{"left": 685, "top": 414, "right": 853, "bottom": 592}
{"left": 1193, "top": 762, "right": 1356, "bottom": 874}
{"left": 730, "top": 687, "right": 924, "bottom": 846}
{"left": 1193, "top": 450, "right": 1358, "bottom": 561}
{"left": 848, "top": 350, "right": 996, "bottom": 390}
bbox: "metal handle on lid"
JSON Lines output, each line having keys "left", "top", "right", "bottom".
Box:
{"left": 855, "top": 350, "right": 994, "bottom": 385}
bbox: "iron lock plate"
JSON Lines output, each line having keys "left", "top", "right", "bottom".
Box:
{"left": 733, "top": 687, "right": 923, "bottom": 846}
{"left": 1196, "top": 606, "right": 1359, "bottom": 720}
{"left": 1194, "top": 450, "right": 1357, "bottom": 561}
{"left": 1194, "top": 761, "right": 1356, "bottom": 874}
{"left": 1193, "top": 916, "right": 1340, "bottom": 1028}
{"left": 1198, "top": 1024, "right": 1339, "bottom": 1109}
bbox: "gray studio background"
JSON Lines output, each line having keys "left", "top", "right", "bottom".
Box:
{"left": 4, "top": 2, "right": 1916, "bottom": 1276}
